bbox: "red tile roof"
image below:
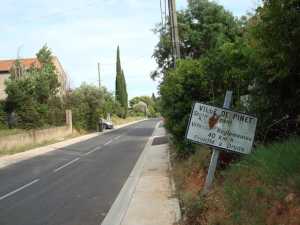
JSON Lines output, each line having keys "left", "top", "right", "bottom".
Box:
{"left": 0, "top": 58, "right": 40, "bottom": 72}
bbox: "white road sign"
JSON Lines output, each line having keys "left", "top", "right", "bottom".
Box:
{"left": 186, "top": 102, "right": 257, "bottom": 154}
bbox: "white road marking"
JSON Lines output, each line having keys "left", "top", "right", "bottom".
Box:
{"left": 114, "top": 135, "right": 122, "bottom": 140}
{"left": 0, "top": 179, "right": 40, "bottom": 201}
{"left": 84, "top": 147, "right": 102, "bottom": 156}
{"left": 53, "top": 157, "right": 80, "bottom": 173}
{"left": 104, "top": 140, "right": 113, "bottom": 146}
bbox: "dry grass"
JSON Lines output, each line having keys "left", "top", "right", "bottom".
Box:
{"left": 0, "top": 132, "right": 81, "bottom": 157}
{"left": 0, "top": 129, "right": 25, "bottom": 137}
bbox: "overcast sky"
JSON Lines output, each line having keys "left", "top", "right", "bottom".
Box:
{"left": 0, "top": 0, "right": 260, "bottom": 99}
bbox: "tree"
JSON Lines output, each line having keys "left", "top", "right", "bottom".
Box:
{"left": 129, "top": 96, "right": 154, "bottom": 108}
{"left": 121, "top": 70, "right": 128, "bottom": 115}
{"left": 68, "top": 84, "right": 120, "bottom": 131}
{"left": 133, "top": 101, "right": 148, "bottom": 115}
{"left": 10, "top": 59, "right": 24, "bottom": 80}
{"left": 151, "top": 93, "right": 156, "bottom": 102}
{"left": 247, "top": 0, "right": 300, "bottom": 140}
{"left": 68, "top": 84, "right": 104, "bottom": 131}
{"left": 5, "top": 45, "right": 62, "bottom": 129}
{"left": 115, "top": 46, "right": 122, "bottom": 103}
{"left": 155, "top": 0, "right": 300, "bottom": 154}
{"left": 115, "top": 46, "right": 128, "bottom": 118}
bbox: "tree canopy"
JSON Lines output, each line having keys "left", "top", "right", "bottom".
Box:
{"left": 154, "top": 0, "right": 300, "bottom": 155}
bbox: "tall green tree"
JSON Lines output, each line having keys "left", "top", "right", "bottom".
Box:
{"left": 121, "top": 69, "right": 128, "bottom": 115}
{"left": 115, "top": 46, "right": 122, "bottom": 104}
{"left": 115, "top": 46, "right": 128, "bottom": 118}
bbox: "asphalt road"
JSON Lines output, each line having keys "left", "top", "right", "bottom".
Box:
{"left": 0, "top": 119, "right": 158, "bottom": 225}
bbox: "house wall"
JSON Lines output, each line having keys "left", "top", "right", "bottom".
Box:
{"left": 52, "top": 57, "right": 68, "bottom": 96}
{"left": 0, "top": 73, "right": 10, "bottom": 100}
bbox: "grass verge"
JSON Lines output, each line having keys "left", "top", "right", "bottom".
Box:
{"left": 172, "top": 137, "right": 300, "bottom": 225}
{"left": 0, "top": 132, "right": 81, "bottom": 157}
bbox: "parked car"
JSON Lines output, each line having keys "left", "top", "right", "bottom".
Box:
{"left": 100, "top": 118, "right": 114, "bottom": 130}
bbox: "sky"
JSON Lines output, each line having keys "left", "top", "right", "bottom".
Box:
{"left": 0, "top": 0, "right": 260, "bottom": 99}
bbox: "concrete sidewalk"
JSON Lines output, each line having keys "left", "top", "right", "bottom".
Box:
{"left": 0, "top": 119, "right": 146, "bottom": 170}
{"left": 102, "top": 123, "right": 181, "bottom": 225}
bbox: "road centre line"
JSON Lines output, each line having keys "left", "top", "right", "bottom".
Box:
{"left": 84, "top": 147, "right": 102, "bottom": 156}
{"left": 53, "top": 157, "right": 80, "bottom": 173}
{"left": 114, "top": 135, "right": 122, "bottom": 140}
{"left": 104, "top": 139, "right": 113, "bottom": 146}
{"left": 0, "top": 179, "right": 40, "bottom": 201}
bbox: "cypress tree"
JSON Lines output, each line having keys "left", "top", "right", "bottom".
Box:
{"left": 115, "top": 46, "right": 122, "bottom": 104}
{"left": 115, "top": 46, "right": 128, "bottom": 118}
{"left": 121, "top": 70, "right": 128, "bottom": 116}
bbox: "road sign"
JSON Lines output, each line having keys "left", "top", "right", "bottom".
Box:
{"left": 186, "top": 102, "right": 257, "bottom": 154}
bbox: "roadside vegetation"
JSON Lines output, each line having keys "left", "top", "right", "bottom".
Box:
{"left": 0, "top": 45, "right": 159, "bottom": 135}
{"left": 0, "top": 45, "right": 159, "bottom": 156}
{"left": 153, "top": 0, "right": 300, "bottom": 224}
{"left": 172, "top": 138, "right": 300, "bottom": 225}
{"left": 0, "top": 132, "right": 81, "bottom": 157}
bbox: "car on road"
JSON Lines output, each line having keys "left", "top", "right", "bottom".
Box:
{"left": 100, "top": 119, "right": 114, "bottom": 130}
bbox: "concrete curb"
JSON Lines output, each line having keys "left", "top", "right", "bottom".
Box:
{"left": 167, "top": 146, "right": 182, "bottom": 223}
{"left": 0, "top": 119, "right": 147, "bottom": 170}
{"left": 101, "top": 121, "right": 160, "bottom": 225}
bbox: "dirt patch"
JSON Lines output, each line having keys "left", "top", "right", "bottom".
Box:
{"left": 184, "top": 169, "right": 206, "bottom": 195}
{"left": 267, "top": 194, "right": 300, "bottom": 225}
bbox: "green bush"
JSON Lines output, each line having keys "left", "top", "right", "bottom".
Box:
{"left": 159, "top": 59, "right": 208, "bottom": 155}
{"left": 0, "top": 101, "right": 7, "bottom": 129}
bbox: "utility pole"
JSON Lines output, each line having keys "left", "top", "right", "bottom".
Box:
{"left": 97, "top": 62, "right": 101, "bottom": 88}
{"left": 168, "top": 0, "right": 181, "bottom": 66}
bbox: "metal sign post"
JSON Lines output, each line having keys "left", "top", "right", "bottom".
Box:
{"left": 202, "top": 91, "right": 232, "bottom": 194}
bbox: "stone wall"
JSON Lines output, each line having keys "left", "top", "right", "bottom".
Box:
{"left": 0, "top": 110, "right": 73, "bottom": 151}
{"left": 0, "top": 126, "right": 72, "bottom": 150}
